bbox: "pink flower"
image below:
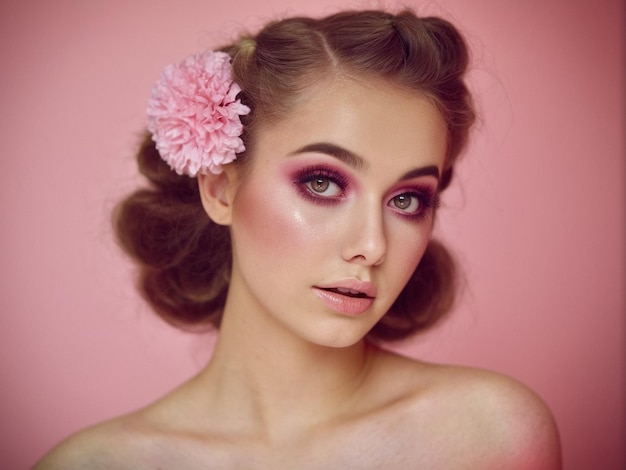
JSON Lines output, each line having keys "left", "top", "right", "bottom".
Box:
{"left": 147, "top": 51, "right": 251, "bottom": 176}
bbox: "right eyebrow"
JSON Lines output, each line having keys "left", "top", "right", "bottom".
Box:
{"left": 287, "top": 142, "right": 368, "bottom": 171}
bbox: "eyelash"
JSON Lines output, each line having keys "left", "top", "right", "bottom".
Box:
{"left": 294, "top": 167, "right": 349, "bottom": 204}
{"left": 293, "top": 166, "right": 439, "bottom": 221}
{"left": 388, "top": 187, "right": 440, "bottom": 221}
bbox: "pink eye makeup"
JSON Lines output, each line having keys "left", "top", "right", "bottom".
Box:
{"left": 289, "top": 159, "right": 440, "bottom": 221}
{"left": 386, "top": 185, "right": 440, "bottom": 221}
{"left": 293, "top": 165, "right": 350, "bottom": 204}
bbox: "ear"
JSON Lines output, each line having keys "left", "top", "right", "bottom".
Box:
{"left": 197, "top": 166, "right": 239, "bottom": 226}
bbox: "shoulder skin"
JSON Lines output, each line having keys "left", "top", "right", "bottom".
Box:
{"left": 33, "top": 417, "right": 148, "bottom": 470}
{"left": 419, "top": 363, "right": 562, "bottom": 469}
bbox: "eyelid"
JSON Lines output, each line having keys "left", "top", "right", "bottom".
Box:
{"left": 387, "top": 185, "right": 440, "bottom": 220}
{"left": 296, "top": 167, "right": 349, "bottom": 189}
{"left": 293, "top": 165, "right": 350, "bottom": 203}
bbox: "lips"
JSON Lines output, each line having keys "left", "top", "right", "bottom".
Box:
{"left": 315, "top": 279, "right": 376, "bottom": 298}
{"left": 312, "top": 279, "right": 376, "bottom": 316}
{"left": 323, "top": 287, "right": 369, "bottom": 298}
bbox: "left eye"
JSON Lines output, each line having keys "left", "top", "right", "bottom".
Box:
{"left": 306, "top": 177, "right": 342, "bottom": 197}
{"left": 389, "top": 193, "right": 420, "bottom": 213}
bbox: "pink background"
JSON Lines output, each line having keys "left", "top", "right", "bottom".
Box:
{"left": 1, "top": 0, "right": 623, "bottom": 468}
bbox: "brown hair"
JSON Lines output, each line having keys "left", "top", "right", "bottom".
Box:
{"left": 114, "top": 9, "right": 475, "bottom": 342}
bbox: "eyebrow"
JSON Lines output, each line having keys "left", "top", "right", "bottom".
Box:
{"left": 288, "top": 142, "right": 368, "bottom": 171}
{"left": 398, "top": 166, "right": 440, "bottom": 181}
{"left": 288, "top": 141, "right": 440, "bottom": 181}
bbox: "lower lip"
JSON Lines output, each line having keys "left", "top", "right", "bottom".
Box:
{"left": 312, "top": 287, "right": 374, "bottom": 316}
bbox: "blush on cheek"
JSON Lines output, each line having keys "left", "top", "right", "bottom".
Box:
{"left": 232, "top": 177, "right": 329, "bottom": 259}
{"left": 394, "top": 234, "right": 432, "bottom": 288}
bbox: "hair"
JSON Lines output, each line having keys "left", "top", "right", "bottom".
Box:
{"left": 114, "top": 9, "right": 475, "bottom": 342}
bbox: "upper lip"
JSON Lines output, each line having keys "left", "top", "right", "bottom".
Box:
{"left": 314, "top": 279, "right": 377, "bottom": 298}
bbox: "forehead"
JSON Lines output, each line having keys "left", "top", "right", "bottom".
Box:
{"left": 252, "top": 77, "right": 448, "bottom": 172}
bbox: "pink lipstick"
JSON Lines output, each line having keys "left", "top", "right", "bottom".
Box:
{"left": 312, "top": 279, "right": 376, "bottom": 316}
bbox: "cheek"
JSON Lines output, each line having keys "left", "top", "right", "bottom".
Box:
{"left": 231, "top": 177, "right": 334, "bottom": 260}
{"left": 388, "top": 222, "right": 433, "bottom": 285}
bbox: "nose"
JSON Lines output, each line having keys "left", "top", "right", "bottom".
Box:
{"left": 340, "top": 202, "right": 387, "bottom": 266}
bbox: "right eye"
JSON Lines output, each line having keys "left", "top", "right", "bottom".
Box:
{"left": 305, "top": 176, "right": 342, "bottom": 196}
{"left": 295, "top": 167, "right": 348, "bottom": 201}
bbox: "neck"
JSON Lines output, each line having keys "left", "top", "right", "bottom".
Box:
{"left": 193, "top": 296, "right": 378, "bottom": 441}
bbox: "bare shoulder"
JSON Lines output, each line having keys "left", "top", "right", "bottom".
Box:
{"left": 33, "top": 413, "right": 152, "bottom": 470}
{"left": 33, "top": 382, "right": 223, "bottom": 470}
{"left": 372, "top": 350, "right": 562, "bottom": 469}
{"left": 438, "top": 364, "right": 561, "bottom": 467}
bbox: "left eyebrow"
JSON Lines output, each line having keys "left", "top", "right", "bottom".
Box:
{"left": 398, "top": 166, "right": 440, "bottom": 182}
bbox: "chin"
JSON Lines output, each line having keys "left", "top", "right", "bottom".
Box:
{"left": 302, "top": 325, "right": 372, "bottom": 350}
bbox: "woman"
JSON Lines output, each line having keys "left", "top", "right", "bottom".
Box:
{"left": 36, "top": 9, "right": 561, "bottom": 468}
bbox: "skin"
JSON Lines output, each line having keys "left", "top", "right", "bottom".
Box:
{"left": 35, "top": 77, "right": 561, "bottom": 469}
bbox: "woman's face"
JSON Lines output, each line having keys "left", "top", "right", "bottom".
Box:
{"left": 225, "top": 77, "right": 448, "bottom": 348}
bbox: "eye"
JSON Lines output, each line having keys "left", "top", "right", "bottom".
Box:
{"left": 307, "top": 177, "right": 342, "bottom": 196}
{"left": 390, "top": 193, "right": 420, "bottom": 213}
{"left": 295, "top": 167, "right": 348, "bottom": 200}
{"left": 387, "top": 186, "right": 439, "bottom": 220}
